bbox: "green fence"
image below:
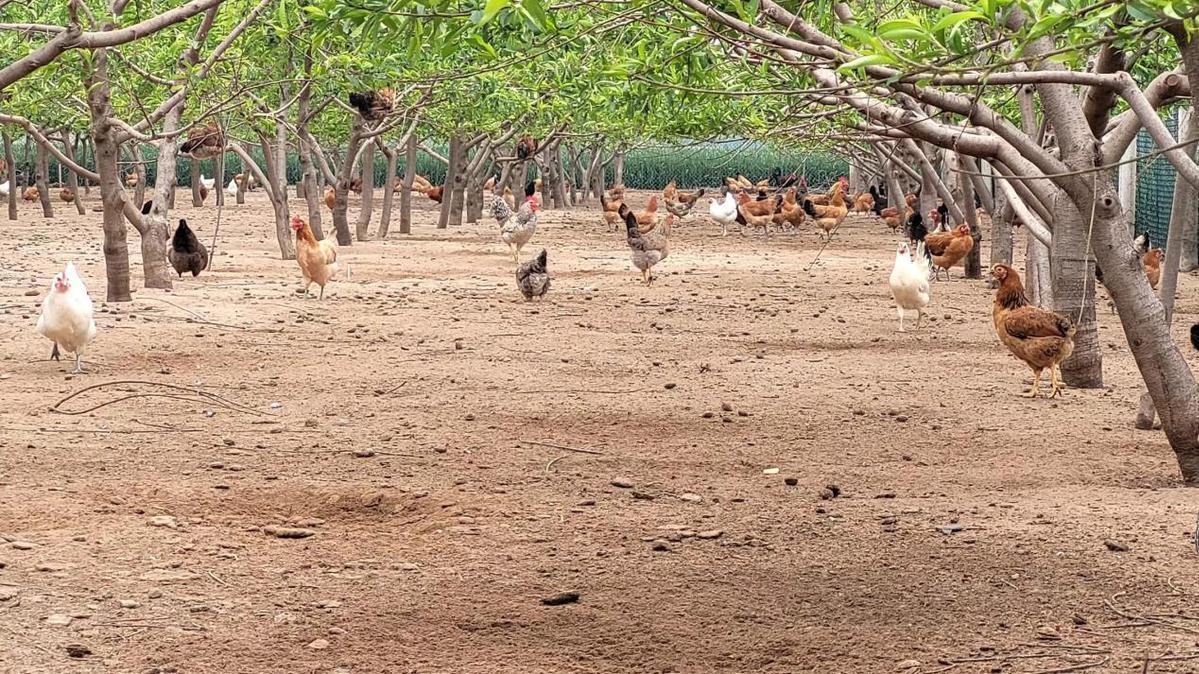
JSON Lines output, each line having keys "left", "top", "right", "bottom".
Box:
{"left": 1134, "top": 112, "right": 1177, "bottom": 248}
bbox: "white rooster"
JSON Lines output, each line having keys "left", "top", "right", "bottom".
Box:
{"left": 36, "top": 262, "right": 97, "bottom": 373}
{"left": 708, "top": 187, "right": 738, "bottom": 236}
{"left": 500, "top": 184, "right": 539, "bottom": 265}
{"left": 888, "top": 241, "right": 930, "bottom": 332}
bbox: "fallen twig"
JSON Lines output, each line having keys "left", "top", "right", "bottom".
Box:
{"left": 523, "top": 440, "right": 604, "bottom": 455}
{"left": 51, "top": 380, "right": 269, "bottom": 417}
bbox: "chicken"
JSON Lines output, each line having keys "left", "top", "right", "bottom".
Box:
{"left": 0, "top": 181, "right": 8, "bottom": 197}
{"left": 636, "top": 195, "right": 660, "bottom": 230}
{"left": 235, "top": 173, "right": 256, "bottom": 191}
{"left": 869, "top": 185, "right": 886, "bottom": 215}
{"left": 991, "top": 264, "right": 1076, "bottom": 398}
{"left": 36, "top": 262, "right": 97, "bottom": 374}
{"left": 125, "top": 170, "right": 139, "bottom": 188}
{"left": 600, "top": 188, "right": 624, "bottom": 231}
{"left": 169, "top": 219, "right": 209, "bottom": 278}
{"left": 906, "top": 210, "right": 928, "bottom": 247}
{"left": 889, "top": 242, "right": 931, "bottom": 332}
{"left": 924, "top": 223, "right": 974, "bottom": 280}
{"left": 291, "top": 215, "right": 340, "bottom": 299}
{"left": 484, "top": 175, "right": 497, "bottom": 192}
{"left": 1144, "top": 248, "right": 1164, "bottom": 290}
{"left": 735, "top": 189, "right": 777, "bottom": 235}
{"left": 60, "top": 188, "right": 75, "bottom": 202}
{"left": 324, "top": 188, "right": 336, "bottom": 210}
{"left": 1191, "top": 323, "right": 1199, "bottom": 351}
{"left": 22, "top": 186, "right": 39, "bottom": 202}
{"left": 770, "top": 167, "right": 798, "bottom": 189}
{"left": 801, "top": 181, "right": 848, "bottom": 240}
{"left": 500, "top": 183, "right": 539, "bottom": 264}
{"left": 621, "top": 204, "right": 672, "bottom": 285}
{"left": 225, "top": 178, "right": 238, "bottom": 197}
{"left": 516, "top": 248, "right": 551, "bottom": 301}
{"left": 708, "top": 187, "right": 739, "bottom": 236}
{"left": 200, "top": 174, "right": 216, "bottom": 191}
{"left": 180, "top": 120, "right": 224, "bottom": 159}
{"left": 350, "top": 177, "right": 364, "bottom": 194}
{"left": 491, "top": 189, "right": 514, "bottom": 229}
{"left": 411, "top": 174, "right": 433, "bottom": 193}
{"left": 516, "top": 135, "right": 537, "bottom": 160}
{"left": 772, "top": 187, "right": 805, "bottom": 232}
{"left": 852, "top": 191, "right": 874, "bottom": 213}
{"left": 423, "top": 185, "right": 444, "bottom": 204}
{"left": 348, "top": 88, "right": 395, "bottom": 121}
{"left": 663, "top": 181, "right": 706, "bottom": 218}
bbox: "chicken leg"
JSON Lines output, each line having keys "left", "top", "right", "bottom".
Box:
{"left": 50, "top": 343, "right": 60, "bottom": 361}
{"left": 1048, "top": 367, "right": 1066, "bottom": 398}
{"left": 72, "top": 353, "right": 85, "bottom": 375}
{"left": 1023, "top": 368, "right": 1043, "bottom": 398}
{"left": 896, "top": 307, "right": 906, "bottom": 333}
{"left": 914, "top": 308, "right": 924, "bottom": 331}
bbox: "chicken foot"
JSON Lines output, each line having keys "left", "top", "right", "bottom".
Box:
{"left": 1048, "top": 367, "right": 1066, "bottom": 398}
{"left": 1022, "top": 368, "right": 1043, "bottom": 398}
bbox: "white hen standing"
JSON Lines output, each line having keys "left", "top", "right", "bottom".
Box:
{"left": 889, "top": 241, "right": 930, "bottom": 332}
{"left": 200, "top": 174, "right": 215, "bottom": 191}
{"left": 37, "top": 262, "right": 97, "bottom": 373}
{"left": 708, "top": 187, "right": 738, "bottom": 236}
{"left": 501, "top": 190, "right": 539, "bottom": 265}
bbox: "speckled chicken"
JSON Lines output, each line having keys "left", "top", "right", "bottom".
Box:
{"left": 621, "top": 204, "right": 672, "bottom": 285}
{"left": 500, "top": 182, "right": 539, "bottom": 264}
{"left": 516, "top": 249, "right": 550, "bottom": 301}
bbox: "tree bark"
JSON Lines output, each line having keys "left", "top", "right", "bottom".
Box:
{"left": 989, "top": 183, "right": 1013, "bottom": 269}
{"left": 214, "top": 149, "right": 225, "bottom": 207}
{"left": 62, "top": 133, "right": 85, "bottom": 215}
{"left": 356, "top": 139, "right": 375, "bottom": 240}
{"left": 400, "top": 132, "right": 415, "bottom": 235}
{"left": 438, "top": 135, "right": 462, "bottom": 229}
{"left": 190, "top": 157, "right": 202, "bottom": 206}
{"left": 378, "top": 141, "right": 398, "bottom": 238}
{"left": 3, "top": 130, "right": 15, "bottom": 220}
{"left": 953, "top": 152, "right": 982, "bottom": 278}
{"left": 613, "top": 147, "right": 625, "bottom": 185}
{"left": 86, "top": 48, "right": 133, "bottom": 302}
{"left": 34, "top": 140, "right": 52, "bottom": 217}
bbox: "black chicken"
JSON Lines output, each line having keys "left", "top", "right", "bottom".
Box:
{"left": 348, "top": 88, "right": 395, "bottom": 121}
{"left": 169, "top": 219, "right": 209, "bottom": 278}
{"left": 516, "top": 249, "right": 550, "bottom": 301}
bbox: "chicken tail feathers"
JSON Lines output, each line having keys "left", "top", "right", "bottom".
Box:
{"left": 801, "top": 199, "right": 816, "bottom": 217}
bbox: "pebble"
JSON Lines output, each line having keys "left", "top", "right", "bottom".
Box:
{"left": 65, "top": 644, "right": 91, "bottom": 658}
{"left": 148, "top": 590, "right": 163, "bottom": 599}
{"left": 45, "top": 614, "right": 73, "bottom": 626}
{"left": 10, "top": 541, "right": 36, "bottom": 550}
{"left": 720, "top": 402, "right": 733, "bottom": 412}
{"left": 540, "top": 591, "right": 580, "bottom": 606}
{"left": 1104, "top": 540, "right": 1129, "bottom": 552}
{"left": 315, "top": 600, "right": 342, "bottom": 609}
{"left": 664, "top": 383, "right": 676, "bottom": 389}
{"left": 610, "top": 478, "right": 634, "bottom": 489}
{"left": 784, "top": 477, "right": 798, "bottom": 486}
{"left": 631, "top": 491, "right": 655, "bottom": 500}
{"left": 352, "top": 450, "right": 376, "bottom": 458}
{"left": 678, "top": 493, "right": 702, "bottom": 503}
{"left": 396, "top": 562, "right": 419, "bottom": 571}
{"left": 0, "top": 587, "right": 18, "bottom": 601}
{"left": 119, "top": 599, "right": 140, "bottom": 609}
{"left": 263, "top": 526, "right": 316, "bottom": 539}
{"left": 307, "top": 638, "right": 330, "bottom": 650}
{"left": 937, "top": 523, "right": 964, "bottom": 535}
{"left": 35, "top": 561, "right": 66, "bottom": 572}
{"left": 149, "top": 515, "right": 178, "bottom": 529}
{"left": 896, "top": 659, "right": 921, "bottom": 670}
{"left": 651, "top": 540, "right": 672, "bottom": 552}
{"left": 696, "top": 529, "right": 724, "bottom": 540}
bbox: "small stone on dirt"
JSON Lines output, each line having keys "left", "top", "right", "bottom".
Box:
{"left": 720, "top": 402, "right": 733, "bottom": 412}
{"left": 696, "top": 529, "right": 724, "bottom": 540}
{"left": 937, "top": 524, "right": 964, "bottom": 535}
{"left": 10, "top": 541, "right": 36, "bottom": 550}
{"left": 540, "top": 591, "right": 580, "bottom": 606}
{"left": 352, "top": 450, "right": 376, "bottom": 458}
{"left": 784, "top": 477, "right": 798, "bottom": 486}
{"left": 65, "top": 644, "right": 91, "bottom": 658}
{"left": 119, "top": 599, "right": 140, "bottom": 609}
{"left": 1104, "top": 540, "right": 1129, "bottom": 552}
{"left": 45, "top": 614, "right": 72, "bottom": 626}
{"left": 307, "top": 638, "right": 330, "bottom": 650}
{"left": 896, "top": 659, "right": 921, "bottom": 670}
{"left": 678, "top": 493, "right": 702, "bottom": 503}
{"left": 610, "top": 478, "right": 634, "bottom": 489}
{"left": 149, "top": 516, "right": 177, "bottom": 529}
{"left": 35, "top": 561, "right": 66, "bottom": 572}
{"left": 631, "top": 491, "right": 655, "bottom": 500}
{"left": 651, "top": 540, "right": 672, "bottom": 552}
{"left": 263, "top": 526, "right": 316, "bottom": 539}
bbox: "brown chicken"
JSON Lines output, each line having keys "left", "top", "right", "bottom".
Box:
{"left": 663, "top": 180, "right": 706, "bottom": 217}
{"left": 1144, "top": 248, "right": 1164, "bottom": 290}
{"left": 772, "top": 187, "right": 805, "bottom": 231}
{"left": 852, "top": 191, "right": 874, "bottom": 213}
{"left": 125, "top": 170, "right": 139, "bottom": 188}
{"left": 423, "top": 185, "right": 444, "bottom": 203}
{"left": 600, "top": 188, "right": 624, "bottom": 231}
{"left": 735, "top": 189, "right": 777, "bottom": 234}
{"left": 991, "top": 264, "right": 1076, "bottom": 398}
{"left": 22, "top": 186, "right": 39, "bottom": 201}
{"left": 291, "top": 215, "right": 340, "bottom": 299}
{"left": 801, "top": 182, "right": 849, "bottom": 240}
{"left": 348, "top": 88, "right": 395, "bottom": 121}
{"left": 349, "top": 177, "right": 364, "bottom": 194}
{"left": 880, "top": 193, "right": 917, "bottom": 231}
{"left": 924, "top": 224, "right": 974, "bottom": 279}
{"left": 324, "top": 188, "right": 336, "bottom": 210}
{"left": 635, "top": 195, "right": 660, "bottom": 231}
{"left": 180, "top": 120, "right": 224, "bottom": 159}
{"left": 59, "top": 188, "right": 75, "bottom": 203}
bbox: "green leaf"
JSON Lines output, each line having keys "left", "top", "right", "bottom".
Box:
{"left": 837, "top": 53, "right": 895, "bottom": 72}
{"left": 931, "top": 10, "right": 986, "bottom": 33}
{"left": 480, "top": 0, "right": 508, "bottom": 25}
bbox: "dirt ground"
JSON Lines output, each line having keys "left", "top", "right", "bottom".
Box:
{"left": 2, "top": 188, "right": 1199, "bottom": 674}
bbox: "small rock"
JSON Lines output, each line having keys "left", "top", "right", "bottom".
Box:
{"left": 64, "top": 644, "right": 91, "bottom": 658}
{"left": 895, "top": 415, "right": 908, "bottom": 423}
{"left": 352, "top": 450, "right": 376, "bottom": 458}
{"left": 148, "top": 590, "right": 163, "bottom": 599}
{"left": 24, "top": 289, "right": 38, "bottom": 297}
{"left": 149, "top": 515, "right": 178, "bottom": 529}
{"left": 263, "top": 526, "right": 316, "bottom": 539}
{"left": 119, "top": 599, "right": 140, "bottom": 609}
{"left": 304, "top": 419, "right": 318, "bottom": 428}
{"left": 1104, "top": 540, "right": 1129, "bottom": 552}
{"left": 896, "top": 659, "right": 921, "bottom": 670}
{"left": 540, "top": 591, "right": 580, "bottom": 606}
{"left": 396, "top": 562, "right": 419, "bottom": 571}
{"left": 664, "top": 383, "right": 676, "bottom": 390}
{"left": 631, "top": 491, "right": 655, "bottom": 500}
{"left": 0, "top": 587, "right": 18, "bottom": 601}
{"left": 678, "top": 493, "right": 702, "bottom": 503}
{"left": 720, "top": 402, "right": 733, "bottom": 412}
{"left": 784, "top": 477, "right": 798, "bottom": 486}
{"left": 610, "top": 478, "right": 634, "bottom": 489}
{"left": 45, "top": 614, "right": 73, "bottom": 626}
{"left": 34, "top": 561, "right": 66, "bottom": 572}
{"left": 875, "top": 491, "right": 896, "bottom": 499}
{"left": 307, "top": 638, "right": 330, "bottom": 650}
{"left": 10, "top": 541, "right": 36, "bottom": 550}
{"left": 937, "top": 523, "right": 965, "bottom": 535}
{"left": 315, "top": 600, "right": 342, "bottom": 609}
{"left": 696, "top": 529, "right": 724, "bottom": 540}
{"left": 651, "top": 540, "right": 672, "bottom": 552}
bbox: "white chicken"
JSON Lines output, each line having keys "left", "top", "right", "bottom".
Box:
{"left": 224, "top": 177, "right": 238, "bottom": 197}
{"left": 500, "top": 191, "right": 539, "bottom": 265}
{"left": 200, "top": 175, "right": 215, "bottom": 191}
{"left": 888, "top": 241, "right": 930, "bottom": 332}
{"left": 708, "top": 187, "right": 738, "bottom": 236}
{"left": 36, "top": 262, "right": 97, "bottom": 373}
{"left": 0, "top": 181, "right": 8, "bottom": 197}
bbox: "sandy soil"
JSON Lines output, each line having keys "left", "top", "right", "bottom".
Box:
{"left": 2, "top": 189, "right": 1199, "bottom": 674}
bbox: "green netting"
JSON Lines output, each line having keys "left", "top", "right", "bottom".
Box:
{"left": 1134, "top": 112, "right": 1177, "bottom": 248}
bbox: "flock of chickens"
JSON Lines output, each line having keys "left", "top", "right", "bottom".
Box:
{"left": 21, "top": 165, "right": 1177, "bottom": 399}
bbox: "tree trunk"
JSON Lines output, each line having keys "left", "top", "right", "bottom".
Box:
{"left": 438, "top": 136, "right": 462, "bottom": 229}
{"left": 355, "top": 139, "right": 375, "bottom": 240}
{"left": 613, "top": 148, "right": 625, "bottom": 185}
{"left": 34, "top": 141, "right": 52, "bottom": 217}
{"left": 3, "top": 130, "right": 16, "bottom": 220}
{"left": 190, "top": 157, "right": 202, "bottom": 206}
{"left": 989, "top": 184, "right": 1013, "bottom": 269}
{"left": 400, "top": 133, "right": 415, "bottom": 235}
{"left": 132, "top": 144, "right": 148, "bottom": 209}
{"left": 378, "top": 142, "right": 398, "bottom": 238}
{"left": 954, "top": 152, "right": 982, "bottom": 279}
{"left": 86, "top": 49, "right": 133, "bottom": 303}
{"left": 298, "top": 140, "right": 323, "bottom": 239}
{"left": 1049, "top": 195, "right": 1102, "bottom": 388}
{"left": 63, "top": 133, "right": 85, "bottom": 215}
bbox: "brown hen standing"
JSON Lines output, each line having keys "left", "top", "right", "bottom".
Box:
{"left": 991, "top": 264, "right": 1076, "bottom": 398}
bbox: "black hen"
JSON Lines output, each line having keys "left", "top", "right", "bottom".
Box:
{"left": 869, "top": 185, "right": 885, "bottom": 215}
{"left": 348, "top": 89, "right": 394, "bottom": 121}
{"left": 906, "top": 210, "right": 927, "bottom": 244}
{"left": 1191, "top": 323, "right": 1199, "bottom": 351}
{"left": 169, "top": 219, "right": 209, "bottom": 278}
